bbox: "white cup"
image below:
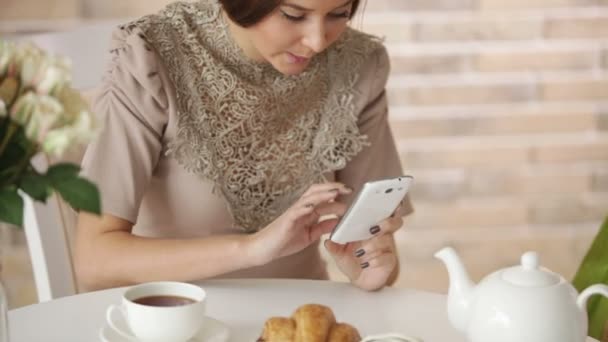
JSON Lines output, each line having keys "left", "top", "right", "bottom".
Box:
{"left": 106, "top": 281, "right": 206, "bottom": 342}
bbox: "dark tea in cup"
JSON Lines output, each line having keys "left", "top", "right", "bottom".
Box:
{"left": 133, "top": 295, "right": 197, "bottom": 307}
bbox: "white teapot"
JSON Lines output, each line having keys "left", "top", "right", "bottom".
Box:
{"left": 435, "top": 247, "right": 608, "bottom": 342}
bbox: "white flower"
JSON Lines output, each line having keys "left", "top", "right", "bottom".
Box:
{"left": 20, "top": 46, "right": 71, "bottom": 96}
{"left": 13, "top": 43, "right": 41, "bottom": 78}
{"left": 42, "top": 86, "right": 98, "bottom": 156}
{"left": 25, "top": 98, "right": 64, "bottom": 144}
{"left": 37, "top": 63, "right": 70, "bottom": 95}
{"left": 42, "top": 127, "right": 72, "bottom": 157}
{"left": 10, "top": 92, "right": 38, "bottom": 125}
{"left": 42, "top": 112, "right": 97, "bottom": 157}
{"left": 10, "top": 92, "right": 64, "bottom": 145}
{"left": 0, "top": 40, "right": 15, "bottom": 77}
{"left": 0, "top": 40, "right": 98, "bottom": 157}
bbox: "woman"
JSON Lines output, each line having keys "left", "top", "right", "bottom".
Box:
{"left": 75, "top": 0, "right": 413, "bottom": 292}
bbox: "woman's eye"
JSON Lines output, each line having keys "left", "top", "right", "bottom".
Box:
{"left": 329, "top": 11, "right": 350, "bottom": 19}
{"left": 281, "top": 11, "right": 306, "bottom": 22}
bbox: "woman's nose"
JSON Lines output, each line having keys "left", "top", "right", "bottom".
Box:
{"left": 302, "top": 22, "right": 328, "bottom": 53}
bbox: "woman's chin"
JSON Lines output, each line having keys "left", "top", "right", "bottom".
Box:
{"left": 272, "top": 59, "right": 310, "bottom": 76}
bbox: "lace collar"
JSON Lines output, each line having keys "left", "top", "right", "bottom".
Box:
{"left": 129, "top": 0, "right": 381, "bottom": 232}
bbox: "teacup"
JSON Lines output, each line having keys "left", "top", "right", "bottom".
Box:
{"left": 106, "top": 281, "right": 206, "bottom": 342}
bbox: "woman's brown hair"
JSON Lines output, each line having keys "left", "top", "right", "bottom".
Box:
{"left": 219, "top": 0, "right": 361, "bottom": 27}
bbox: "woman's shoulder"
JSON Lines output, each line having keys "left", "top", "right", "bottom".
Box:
{"left": 103, "top": 0, "right": 224, "bottom": 100}
{"left": 328, "top": 28, "right": 389, "bottom": 79}
{"left": 326, "top": 28, "right": 390, "bottom": 98}
{"left": 104, "top": 24, "right": 167, "bottom": 104}
{"left": 331, "top": 28, "right": 387, "bottom": 62}
{"left": 119, "top": 0, "right": 221, "bottom": 41}
{"left": 107, "top": 0, "right": 221, "bottom": 71}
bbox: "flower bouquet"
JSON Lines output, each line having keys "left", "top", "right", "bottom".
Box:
{"left": 0, "top": 39, "right": 100, "bottom": 227}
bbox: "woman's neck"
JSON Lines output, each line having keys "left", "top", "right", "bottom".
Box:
{"left": 222, "top": 10, "right": 265, "bottom": 62}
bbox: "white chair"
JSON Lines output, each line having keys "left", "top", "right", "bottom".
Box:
{"left": 13, "top": 22, "right": 120, "bottom": 301}
{"left": 22, "top": 155, "right": 78, "bottom": 302}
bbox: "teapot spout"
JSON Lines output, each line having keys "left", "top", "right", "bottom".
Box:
{"left": 435, "top": 247, "right": 475, "bottom": 332}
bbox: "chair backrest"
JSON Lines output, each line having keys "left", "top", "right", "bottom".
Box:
{"left": 22, "top": 155, "right": 78, "bottom": 302}
{"left": 22, "top": 193, "right": 77, "bottom": 302}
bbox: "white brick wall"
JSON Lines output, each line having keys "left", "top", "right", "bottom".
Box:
{"left": 363, "top": 0, "right": 608, "bottom": 295}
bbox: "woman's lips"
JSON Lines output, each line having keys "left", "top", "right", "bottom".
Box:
{"left": 286, "top": 52, "right": 310, "bottom": 64}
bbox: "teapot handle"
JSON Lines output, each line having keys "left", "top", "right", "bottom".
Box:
{"left": 577, "top": 284, "right": 608, "bottom": 311}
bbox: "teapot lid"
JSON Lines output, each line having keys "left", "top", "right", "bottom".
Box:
{"left": 501, "top": 252, "right": 560, "bottom": 287}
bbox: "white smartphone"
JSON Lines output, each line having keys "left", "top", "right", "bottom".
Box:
{"left": 329, "top": 176, "right": 413, "bottom": 244}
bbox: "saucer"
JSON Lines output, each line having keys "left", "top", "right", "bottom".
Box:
{"left": 361, "top": 333, "right": 424, "bottom": 342}
{"left": 99, "top": 315, "right": 230, "bottom": 342}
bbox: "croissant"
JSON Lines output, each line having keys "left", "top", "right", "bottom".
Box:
{"left": 258, "top": 304, "right": 361, "bottom": 342}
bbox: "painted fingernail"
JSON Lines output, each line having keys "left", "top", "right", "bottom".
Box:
{"left": 361, "top": 262, "right": 370, "bottom": 269}
{"left": 370, "top": 226, "right": 381, "bottom": 235}
{"left": 355, "top": 249, "right": 365, "bottom": 258}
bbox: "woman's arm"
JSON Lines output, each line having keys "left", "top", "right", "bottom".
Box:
{"left": 331, "top": 42, "right": 413, "bottom": 290}
{"left": 74, "top": 212, "right": 257, "bottom": 291}
{"left": 74, "top": 183, "right": 350, "bottom": 291}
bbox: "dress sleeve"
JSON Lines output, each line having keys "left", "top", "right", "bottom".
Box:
{"left": 80, "top": 27, "right": 170, "bottom": 223}
{"left": 336, "top": 45, "right": 414, "bottom": 216}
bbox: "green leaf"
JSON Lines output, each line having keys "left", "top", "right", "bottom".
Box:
{"left": 0, "top": 187, "right": 24, "bottom": 227}
{"left": 19, "top": 170, "right": 52, "bottom": 202}
{"left": 573, "top": 216, "right": 608, "bottom": 339}
{"left": 0, "top": 166, "right": 18, "bottom": 185}
{"left": 0, "top": 125, "right": 29, "bottom": 176}
{"left": 53, "top": 176, "right": 101, "bottom": 215}
{"left": 46, "top": 163, "right": 81, "bottom": 183}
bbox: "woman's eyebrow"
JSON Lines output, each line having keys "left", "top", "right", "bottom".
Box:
{"left": 282, "top": 0, "right": 354, "bottom": 12}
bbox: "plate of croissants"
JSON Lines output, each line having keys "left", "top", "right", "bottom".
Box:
{"left": 257, "top": 303, "right": 423, "bottom": 342}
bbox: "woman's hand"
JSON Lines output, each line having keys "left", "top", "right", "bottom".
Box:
{"left": 324, "top": 203, "right": 405, "bottom": 291}
{"left": 247, "top": 182, "right": 351, "bottom": 266}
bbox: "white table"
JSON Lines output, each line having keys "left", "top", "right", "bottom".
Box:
{"left": 8, "top": 279, "right": 600, "bottom": 342}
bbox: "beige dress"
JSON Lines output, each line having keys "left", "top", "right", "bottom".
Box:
{"left": 81, "top": 0, "right": 413, "bottom": 281}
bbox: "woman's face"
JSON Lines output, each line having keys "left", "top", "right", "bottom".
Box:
{"left": 241, "top": 0, "right": 354, "bottom": 75}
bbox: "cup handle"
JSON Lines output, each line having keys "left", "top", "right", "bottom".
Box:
{"left": 106, "top": 304, "right": 138, "bottom": 341}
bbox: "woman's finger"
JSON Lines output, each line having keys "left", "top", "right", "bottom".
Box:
{"left": 358, "top": 219, "right": 398, "bottom": 239}
{"left": 289, "top": 204, "right": 317, "bottom": 222}
{"left": 313, "top": 201, "right": 347, "bottom": 218}
{"left": 324, "top": 239, "right": 347, "bottom": 255}
{"left": 325, "top": 239, "right": 359, "bottom": 256}
{"left": 301, "top": 182, "right": 352, "bottom": 198}
{"left": 377, "top": 213, "right": 404, "bottom": 235}
{"left": 296, "top": 189, "right": 340, "bottom": 209}
{"left": 309, "top": 218, "right": 340, "bottom": 241}
{"left": 360, "top": 233, "right": 393, "bottom": 251}
{"left": 358, "top": 251, "right": 397, "bottom": 270}
{"left": 355, "top": 235, "right": 393, "bottom": 262}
